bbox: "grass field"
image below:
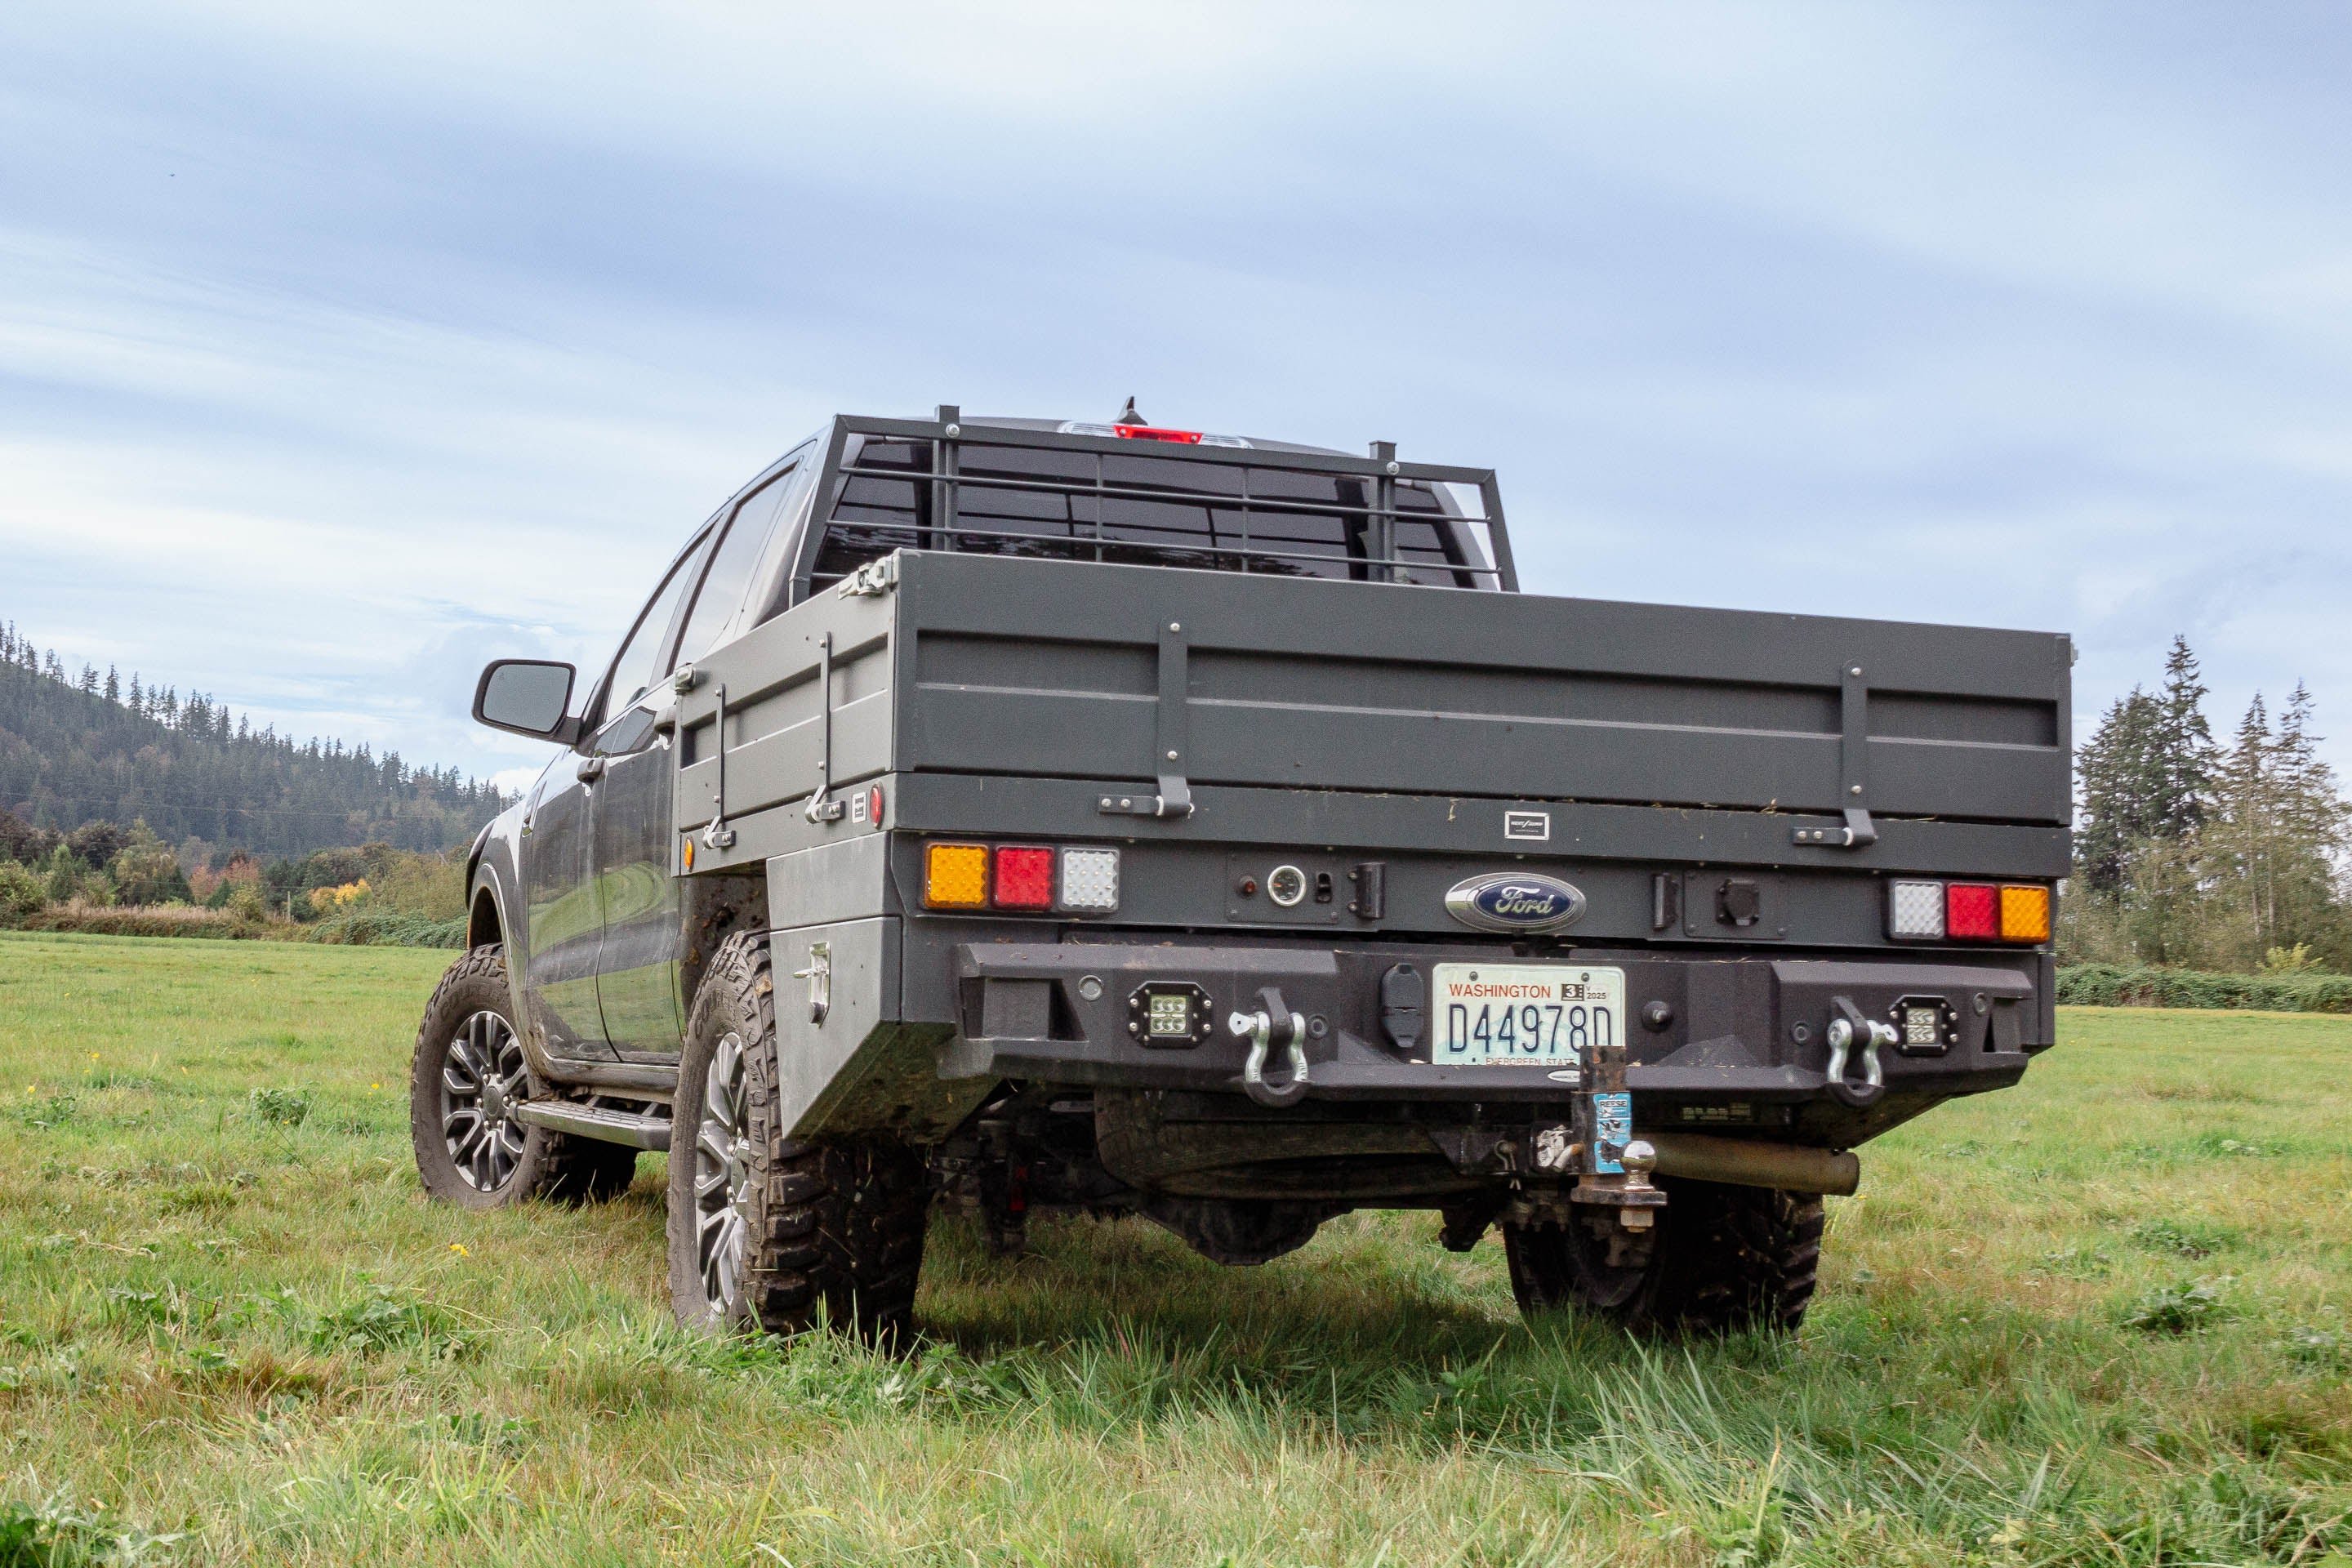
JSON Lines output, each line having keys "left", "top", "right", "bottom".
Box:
{"left": 0, "top": 931, "right": 2347, "bottom": 1566}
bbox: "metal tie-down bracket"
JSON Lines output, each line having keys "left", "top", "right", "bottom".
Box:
{"left": 1228, "top": 985, "right": 1308, "bottom": 1108}
{"left": 675, "top": 666, "right": 738, "bottom": 853}
{"left": 805, "top": 632, "right": 847, "bottom": 825}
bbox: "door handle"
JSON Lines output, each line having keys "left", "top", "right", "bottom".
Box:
{"left": 575, "top": 755, "right": 606, "bottom": 784}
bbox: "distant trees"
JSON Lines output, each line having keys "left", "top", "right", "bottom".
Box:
{"left": 0, "top": 617, "right": 505, "bottom": 862}
{"left": 2067, "top": 637, "right": 2352, "bottom": 970}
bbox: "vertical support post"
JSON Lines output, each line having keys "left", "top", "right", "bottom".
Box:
{"left": 930, "top": 404, "right": 960, "bottom": 554}
{"left": 1368, "top": 439, "right": 1397, "bottom": 582}
{"left": 1476, "top": 473, "right": 1516, "bottom": 590}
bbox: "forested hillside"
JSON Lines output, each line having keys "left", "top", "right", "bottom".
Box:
{"left": 0, "top": 621, "right": 504, "bottom": 860}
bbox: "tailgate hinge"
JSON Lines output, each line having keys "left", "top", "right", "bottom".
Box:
{"left": 1793, "top": 661, "right": 1877, "bottom": 848}
{"left": 835, "top": 551, "right": 901, "bottom": 599}
{"left": 1100, "top": 618, "right": 1195, "bottom": 819}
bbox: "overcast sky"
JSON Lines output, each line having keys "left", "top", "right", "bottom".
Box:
{"left": 6, "top": 2, "right": 2350, "bottom": 796}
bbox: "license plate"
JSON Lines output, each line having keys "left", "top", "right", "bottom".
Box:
{"left": 1431, "top": 964, "right": 1624, "bottom": 1074}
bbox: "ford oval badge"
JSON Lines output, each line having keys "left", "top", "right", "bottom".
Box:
{"left": 1444, "top": 871, "right": 1588, "bottom": 933}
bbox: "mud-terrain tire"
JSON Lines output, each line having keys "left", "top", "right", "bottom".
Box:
{"left": 666, "top": 932, "right": 930, "bottom": 1344}
{"left": 410, "top": 944, "right": 639, "bottom": 1209}
{"left": 1503, "top": 1178, "right": 1824, "bottom": 1336}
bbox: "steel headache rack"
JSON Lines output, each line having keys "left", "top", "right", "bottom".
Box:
{"left": 783, "top": 405, "right": 1517, "bottom": 599}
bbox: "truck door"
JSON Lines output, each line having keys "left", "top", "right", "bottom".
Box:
{"left": 524, "top": 534, "right": 702, "bottom": 1063}
{"left": 518, "top": 755, "right": 611, "bottom": 1061}
{"left": 583, "top": 698, "right": 681, "bottom": 1060}
{"left": 589, "top": 457, "right": 809, "bottom": 1062}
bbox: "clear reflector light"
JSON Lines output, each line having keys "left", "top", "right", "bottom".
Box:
{"left": 1902, "top": 1004, "right": 1943, "bottom": 1047}
{"left": 1058, "top": 847, "right": 1120, "bottom": 912}
{"left": 1887, "top": 880, "right": 1945, "bottom": 940}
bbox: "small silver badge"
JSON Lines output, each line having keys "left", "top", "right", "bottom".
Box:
{"left": 1504, "top": 809, "right": 1550, "bottom": 842}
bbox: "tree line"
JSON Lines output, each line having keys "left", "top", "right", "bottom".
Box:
{"left": 0, "top": 620, "right": 505, "bottom": 865}
{"left": 2065, "top": 636, "right": 2350, "bottom": 972}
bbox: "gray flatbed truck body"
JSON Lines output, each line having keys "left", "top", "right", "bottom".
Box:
{"left": 425, "top": 408, "right": 2070, "bottom": 1338}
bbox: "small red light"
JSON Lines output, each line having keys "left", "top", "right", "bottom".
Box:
{"left": 992, "top": 846, "right": 1055, "bottom": 909}
{"left": 867, "top": 784, "right": 884, "bottom": 827}
{"left": 1115, "top": 425, "right": 1204, "bottom": 444}
{"left": 1946, "top": 883, "right": 1998, "bottom": 940}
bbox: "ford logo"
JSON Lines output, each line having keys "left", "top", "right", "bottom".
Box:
{"left": 1444, "top": 872, "right": 1588, "bottom": 933}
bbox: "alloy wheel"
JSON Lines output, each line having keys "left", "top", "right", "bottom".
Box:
{"left": 440, "top": 1009, "right": 530, "bottom": 1192}
{"left": 693, "top": 1030, "right": 754, "bottom": 1317}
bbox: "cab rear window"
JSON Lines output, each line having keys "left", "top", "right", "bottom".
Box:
{"left": 811, "top": 439, "right": 1485, "bottom": 591}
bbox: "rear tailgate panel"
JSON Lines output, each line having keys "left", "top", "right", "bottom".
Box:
{"left": 680, "top": 550, "right": 2071, "bottom": 875}
{"left": 894, "top": 553, "right": 2069, "bottom": 824}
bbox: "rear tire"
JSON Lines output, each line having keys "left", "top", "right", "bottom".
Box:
{"left": 666, "top": 932, "right": 931, "bottom": 1344}
{"left": 410, "top": 944, "right": 640, "bottom": 1209}
{"left": 1503, "top": 1178, "right": 1824, "bottom": 1336}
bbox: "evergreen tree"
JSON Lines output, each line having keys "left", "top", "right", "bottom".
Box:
{"left": 2076, "top": 688, "right": 2163, "bottom": 894}
{"left": 2150, "top": 635, "right": 2215, "bottom": 838}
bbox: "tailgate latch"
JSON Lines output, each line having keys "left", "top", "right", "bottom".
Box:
{"left": 1793, "top": 662, "right": 1878, "bottom": 848}
{"left": 1100, "top": 618, "right": 1196, "bottom": 819}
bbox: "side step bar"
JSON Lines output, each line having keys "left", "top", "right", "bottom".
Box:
{"left": 513, "top": 1100, "right": 672, "bottom": 1152}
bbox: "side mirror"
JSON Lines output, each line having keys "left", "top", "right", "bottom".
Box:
{"left": 472, "top": 660, "right": 581, "bottom": 744}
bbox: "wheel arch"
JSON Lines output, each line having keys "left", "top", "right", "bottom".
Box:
{"left": 467, "top": 883, "right": 504, "bottom": 951}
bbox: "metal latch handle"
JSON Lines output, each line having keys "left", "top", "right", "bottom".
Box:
{"left": 1100, "top": 618, "right": 1195, "bottom": 819}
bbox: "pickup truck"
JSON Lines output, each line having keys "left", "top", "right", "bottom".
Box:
{"left": 411, "top": 404, "right": 2070, "bottom": 1343}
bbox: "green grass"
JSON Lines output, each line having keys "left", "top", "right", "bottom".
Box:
{"left": 0, "top": 930, "right": 2347, "bottom": 1566}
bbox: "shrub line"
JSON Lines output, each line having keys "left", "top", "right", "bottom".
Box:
{"left": 2056, "top": 963, "right": 2352, "bottom": 1013}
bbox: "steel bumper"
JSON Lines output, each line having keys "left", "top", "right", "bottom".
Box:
{"left": 944, "top": 941, "right": 2039, "bottom": 1116}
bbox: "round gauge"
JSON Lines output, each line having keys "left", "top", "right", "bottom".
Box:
{"left": 1267, "top": 864, "right": 1307, "bottom": 907}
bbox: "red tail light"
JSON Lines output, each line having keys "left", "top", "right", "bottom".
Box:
{"left": 1945, "top": 883, "right": 1998, "bottom": 940}
{"left": 991, "top": 846, "right": 1056, "bottom": 910}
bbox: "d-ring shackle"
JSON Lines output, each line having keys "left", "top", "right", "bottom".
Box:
{"left": 1824, "top": 995, "right": 1896, "bottom": 1108}
{"left": 1230, "top": 986, "right": 1310, "bottom": 1108}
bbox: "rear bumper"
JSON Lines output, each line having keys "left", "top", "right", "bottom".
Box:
{"left": 947, "top": 938, "right": 2045, "bottom": 1146}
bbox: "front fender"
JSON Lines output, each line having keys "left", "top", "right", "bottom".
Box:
{"left": 466, "top": 800, "right": 529, "bottom": 959}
